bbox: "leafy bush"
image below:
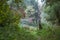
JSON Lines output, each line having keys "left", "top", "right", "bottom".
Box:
{"left": 37, "top": 25, "right": 60, "bottom": 40}
{"left": 0, "top": 26, "right": 38, "bottom": 40}
{"left": 0, "top": 1, "right": 38, "bottom": 40}
{"left": 44, "top": 1, "right": 60, "bottom": 25}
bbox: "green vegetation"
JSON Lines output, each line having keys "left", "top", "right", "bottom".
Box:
{"left": 0, "top": 0, "right": 37, "bottom": 40}
{"left": 37, "top": 26, "right": 60, "bottom": 40}
{"left": 0, "top": 26, "right": 38, "bottom": 40}
{"left": 44, "top": 0, "right": 60, "bottom": 25}
{"left": 0, "top": 0, "right": 60, "bottom": 40}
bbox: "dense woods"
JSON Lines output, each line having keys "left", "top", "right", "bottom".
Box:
{"left": 0, "top": 0, "right": 60, "bottom": 40}
{"left": 44, "top": 0, "right": 60, "bottom": 25}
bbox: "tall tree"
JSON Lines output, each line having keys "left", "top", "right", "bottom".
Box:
{"left": 31, "top": 0, "right": 42, "bottom": 29}
{"left": 24, "top": 0, "right": 42, "bottom": 29}
{"left": 44, "top": 0, "right": 60, "bottom": 25}
{"left": 0, "top": 0, "right": 23, "bottom": 27}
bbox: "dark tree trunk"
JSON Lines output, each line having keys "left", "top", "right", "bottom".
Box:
{"left": 56, "top": 11, "right": 60, "bottom": 25}
{"left": 38, "top": 20, "right": 42, "bottom": 30}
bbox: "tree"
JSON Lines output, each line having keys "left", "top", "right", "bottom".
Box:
{"left": 0, "top": 0, "right": 22, "bottom": 27}
{"left": 0, "top": 0, "right": 25, "bottom": 40}
{"left": 44, "top": 0, "right": 60, "bottom": 25}
{"left": 24, "top": 0, "right": 42, "bottom": 29}
{"left": 31, "top": 0, "right": 42, "bottom": 29}
{"left": 11, "top": 0, "right": 26, "bottom": 18}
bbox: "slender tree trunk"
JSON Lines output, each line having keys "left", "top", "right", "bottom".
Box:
{"left": 38, "top": 19, "right": 42, "bottom": 30}
{"left": 37, "top": 8, "right": 42, "bottom": 30}
{"left": 37, "top": 0, "right": 42, "bottom": 30}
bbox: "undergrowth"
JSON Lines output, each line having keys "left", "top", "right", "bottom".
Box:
{"left": 0, "top": 23, "right": 60, "bottom": 40}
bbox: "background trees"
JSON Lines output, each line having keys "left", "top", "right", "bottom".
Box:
{"left": 0, "top": 0, "right": 23, "bottom": 40}
{"left": 44, "top": 0, "right": 60, "bottom": 25}
{"left": 0, "top": 0, "right": 60, "bottom": 40}
{"left": 24, "top": 0, "right": 42, "bottom": 29}
{"left": 0, "top": 0, "right": 23, "bottom": 27}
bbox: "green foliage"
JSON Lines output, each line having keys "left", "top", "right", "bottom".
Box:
{"left": 54, "top": 27, "right": 60, "bottom": 40}
{"left": 44, "top": 1, "right": 60, "bottom": 25}
{"left": 37, "top": 24, "right": 60, "bottom": 40}
{"left": 0, "top": 0, "right": 38, "bottom": 40}
{"left": 0, "top": 1, "right": 20, "bottom": 27}
{"left": 0, "top": 26, "right": 38, "bottom": 40}
{"left": 46, "top": 0, "right": 60, "bottom": 5}
{"left": 15, "top": 0, "right": 23, "bottom": 3}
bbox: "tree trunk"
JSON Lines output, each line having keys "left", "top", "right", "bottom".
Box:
{"left": 38, "top": 20, "right": 42, "bottom": 30}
